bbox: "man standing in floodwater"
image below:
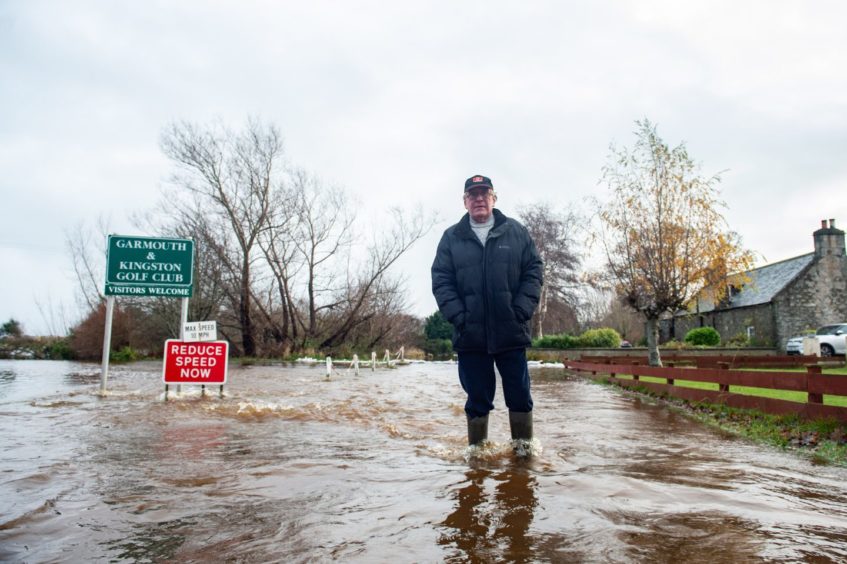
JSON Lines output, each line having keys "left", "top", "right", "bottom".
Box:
{"left": 431, "top": 174, "right": 543, "bottom": 448}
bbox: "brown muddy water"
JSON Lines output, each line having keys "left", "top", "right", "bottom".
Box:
{"left": 2, "top": 360, "right": 847, "bottom": 563}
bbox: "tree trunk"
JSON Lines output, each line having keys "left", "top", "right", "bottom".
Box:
{"left": 240, "top": 260, "right": 255, "bottom": 357}
{"left": 645, "top": 316, "right": 662, "bottom": 367}
{"left": 307, "top": 262, "right": 317, "bottom": 336}
{"left": 533, "top": 283, "right": 547, "bottom": 339}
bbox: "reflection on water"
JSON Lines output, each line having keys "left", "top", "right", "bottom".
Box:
{"left": 1, "top": 359, "right": 847, "bottom": 562}
{"left": 439, "top": 465, "right": 539, "bottom": 562}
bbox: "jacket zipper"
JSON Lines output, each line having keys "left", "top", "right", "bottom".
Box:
{"left": 481, "top": 235, "right": 489, "bottom": 353}
{"left": 482, "top": 228, "right": 502, "bottom": 354}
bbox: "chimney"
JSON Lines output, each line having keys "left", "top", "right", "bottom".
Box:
{"left": 813, "top": 218, "right": 846, "bottom": 258}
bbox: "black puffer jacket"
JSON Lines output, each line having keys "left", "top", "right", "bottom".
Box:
{"left": 431, "top": 209, "right": 543, "bottom": 354}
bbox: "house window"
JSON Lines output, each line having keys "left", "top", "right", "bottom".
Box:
{"left": 746, "top": 326, "right": 755, "bottom": 339}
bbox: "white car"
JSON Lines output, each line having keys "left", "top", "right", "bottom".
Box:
{"left": 785, "top": 323, "right": 847, "bottom": 356}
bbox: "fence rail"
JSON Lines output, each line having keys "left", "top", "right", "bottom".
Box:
{"left": 577, "top": 354, "right": 844, "bottom": 369}
{"left": 565, "top": 359, "right": 847, "bottom": 422}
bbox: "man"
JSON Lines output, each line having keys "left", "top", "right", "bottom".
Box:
{"left": 431, "top": 174, "right": 543, "bottom": 448}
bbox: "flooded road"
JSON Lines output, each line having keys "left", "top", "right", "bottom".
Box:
{"left": 2, "top": 359, "right": 847, "bottom": 562}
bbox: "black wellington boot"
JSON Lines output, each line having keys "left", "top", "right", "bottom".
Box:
{"left": 508, "top": 410, "right": 533, "bottom": 441}
{"left": 467, "top": 414, "right": 489, "bottom": 446}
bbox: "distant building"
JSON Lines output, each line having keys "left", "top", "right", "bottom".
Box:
{"left": 661, "top": 219, "right": 847, "bottom": 349}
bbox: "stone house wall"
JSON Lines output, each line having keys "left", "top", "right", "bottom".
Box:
{"left": 661, "top": 304, "right": 775, "bottom": 346}
{"left": 773, "top": 253, "right": 847, "bottom": 348}
{"left": 661, "top": 220, "right": 846, "bottom": 348}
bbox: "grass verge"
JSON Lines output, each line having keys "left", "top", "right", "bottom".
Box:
{"left": 590, "top": 374, "right": 847, "bottom": 466}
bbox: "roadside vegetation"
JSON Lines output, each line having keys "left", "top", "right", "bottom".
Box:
{"left": 533, "top": 327, "right": 622, "bottom": 349}
{"left": 598, "top": 366, "right": 847, "bottom": 466}
{"left": 593, "top": 119, "right": 755, "bottom": 367}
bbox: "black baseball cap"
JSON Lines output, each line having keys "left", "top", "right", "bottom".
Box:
{"left": 464, "top": 174, "right": 493, "bottom": 192}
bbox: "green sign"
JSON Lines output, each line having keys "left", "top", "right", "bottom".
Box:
{"left": 105, "top": 235, "right": 194, "bottom": 297}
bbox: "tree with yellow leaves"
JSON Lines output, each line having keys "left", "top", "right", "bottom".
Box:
{"left": 597, "top": 119, "right": 754, "bottom": 366}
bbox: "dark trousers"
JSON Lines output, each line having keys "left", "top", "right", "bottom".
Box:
{"left": 457, "top": 348, "right": 533, "bottom": 418}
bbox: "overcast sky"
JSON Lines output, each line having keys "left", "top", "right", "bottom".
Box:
{"left": 2, "top": 0, "right": 846, "bottom": 336}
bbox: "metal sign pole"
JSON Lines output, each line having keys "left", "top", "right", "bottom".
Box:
{"left": 177, "top": 297, "right": 189, "bottom": 395}
{"left": 99, "top": 296, "right": 116, "bottom": 395}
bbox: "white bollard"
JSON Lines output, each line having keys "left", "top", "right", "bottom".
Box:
{"left": 352, "top": 354, "right": 359, "bottom": 375}
{"left": 371, "top": 351, "right": 377, "bottom": 371}
{"left": 326, "top": 356, "right": 332, "bottom": 378}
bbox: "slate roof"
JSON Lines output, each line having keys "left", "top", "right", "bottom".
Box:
{"left": 691, "top": 253, "right": 815, "bottom": 314}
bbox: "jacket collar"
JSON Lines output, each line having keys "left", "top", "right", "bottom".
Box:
{"left": 456, "top": 208, "right": 509, "bottom": 237}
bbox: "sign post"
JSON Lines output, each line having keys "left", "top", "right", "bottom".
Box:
{"left": 99, "top": 296, "right": 115, "bottom": 394}
{"left": 100, "top": 235, "right": 194, "bottom": 395}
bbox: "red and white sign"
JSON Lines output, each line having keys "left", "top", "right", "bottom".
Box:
{"left": 163, "top": 339, "right": 229, "bottom": 384}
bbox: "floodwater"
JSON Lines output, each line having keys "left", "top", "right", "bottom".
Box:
{"left": 2, "top": 360, "right": 847, "bottom": 563}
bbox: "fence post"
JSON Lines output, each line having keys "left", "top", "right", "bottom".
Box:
{"left": 371, "top": 351, "right": 377, "bottom": 371}
{"left": 352, "top": 353, "right": 359, "bottom": 376}
{"left": 666, "top": 362, "right": 675, "bottom": 386}
{"left": 807, "top": 365, "right": 823, "bottom": 404}
{"left": 665, "top": 361, "right": 676, "bottom": 386}
{"left": 717, "top": 361, "right": 730, "bottom": 392}
{"left": 326, "top": 356, "right": 332, "bottom": 379}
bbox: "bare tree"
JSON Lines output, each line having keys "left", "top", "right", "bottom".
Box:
{"left": 599, "top": 294, "right": 645, "bottom": 344}
{"left": 160, "top": 118, "right": 283, "bottom": 356}
{"left": 289, "top": 170, "right": 355, "bottom": 340}
{"left": 256, "top": 183, "right": 303, "bottom": 355}
{"left": 65, "top": 217, "right": 109, "bottom": 315}
{"left": 517, "top": 203, "right": 582, "bottom": 338}
{"left": 596, "top": 119, "right": 754, "bottom": 365}
{"left": 131, "top": 207, "right": 236, "bottom": 341}
{"left": 577, "top": 284, "right": 613, "bottom": 329}
{"left": 34, "top": 292, "right": 72, "bottom": 337}
{"left": 318, "top": 207, "right": 434, "bottom": 349}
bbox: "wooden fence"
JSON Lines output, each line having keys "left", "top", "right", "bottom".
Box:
{"left": 565, "top": 359, "right": 847, "bottom": 422}
{"left": 578, "top": 354, "right": 845, "bottom": 369}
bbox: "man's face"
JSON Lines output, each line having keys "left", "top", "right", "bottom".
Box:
{"left": 463, "top": 187, "right": 495, "bottom": 222}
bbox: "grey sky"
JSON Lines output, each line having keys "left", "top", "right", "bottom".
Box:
{"left": 2, "top": 1, "right": 846, "bottom": 335}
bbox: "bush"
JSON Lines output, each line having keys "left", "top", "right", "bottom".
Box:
{"left": 533, "top": 327, "right": 622, "bottom": 349}
{"left": 423, "top": 338, "right": 453, "bottom": 359}
{"left": 724, "top": 332, "right": 750, "bottom": 347}
{"left": 684, "top": 327, "right": 721, "bottom": 347}
{"left": 44, "top": 338, "right": 75, "bottom": 360}
{"left": 110, "top": 346, "right": 139, "bottom": 363}
{"left": 533, "top": 333, "right": 578, "bottom": 349}
{"left": 403, "top": 346, "right": 426, "bottom": 360}
{"left": 576, "top": 328, "right": 622, "bottom": 348}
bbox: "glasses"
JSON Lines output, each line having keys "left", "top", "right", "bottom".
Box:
{"left": 464, "top": 189, "right": 493, "bottom": 201}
